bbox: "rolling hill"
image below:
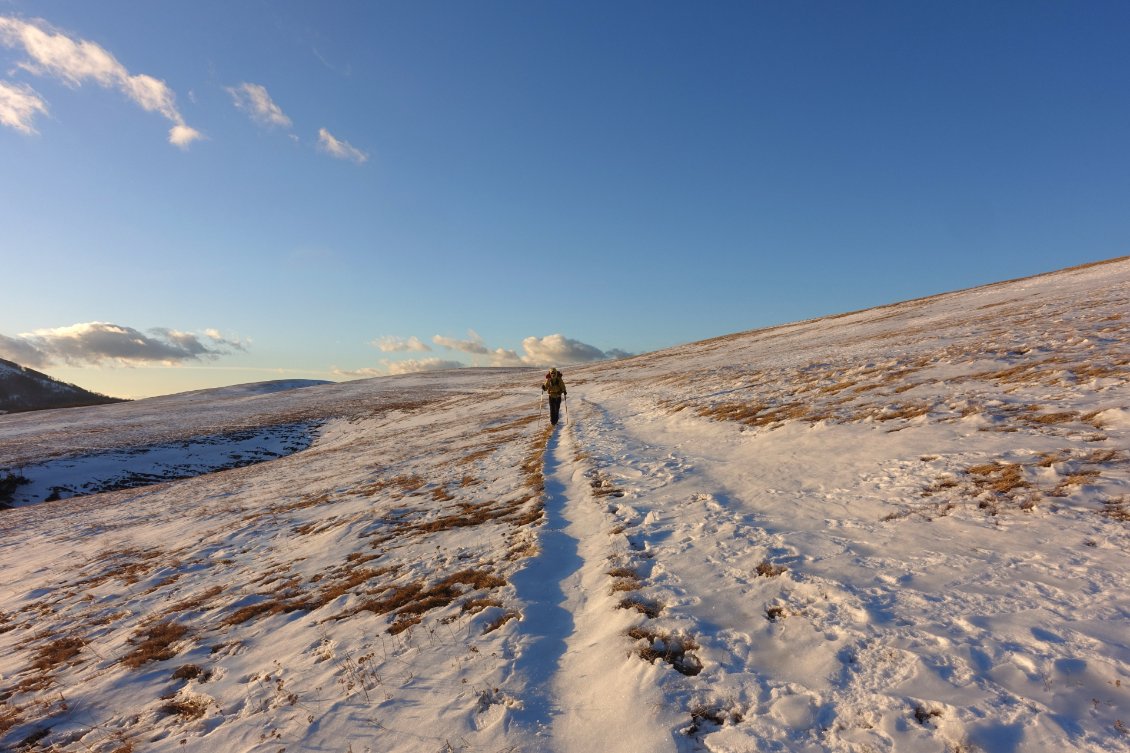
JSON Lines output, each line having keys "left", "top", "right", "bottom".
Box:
{"left": 0, "top": 358, "right": 124, "bottom": 414}
{"left": 0, "top": 257, "right": 1127, "bottom": 753}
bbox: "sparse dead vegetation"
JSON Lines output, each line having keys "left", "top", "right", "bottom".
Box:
{"left": 755, "top": 560, "right": 787, "bottom": 578}
{"left": 356, "top": 569, "right": 506, "bottom": 634}
{"left": 121, "top": 621, "right": 190, "bottom": 669}
{"left": 618, "top": 594, "right": 663, "bottom": 619}
{"left": 627, "top": 626, "right": 702, "bottom": 676}
{"left": 911, "top": 448, "right": 1127, "bottom": 517}
{"left": 158, "top": 695, "right": 209, "bottom": 720}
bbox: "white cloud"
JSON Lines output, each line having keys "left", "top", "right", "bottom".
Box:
{"left": 0, "top": 322, "right": 244, "bottom": 367}
{"left": 168, "top": 124, "right": 203, "bottom": 148}
{"left": 489, "top": 347, "right": 524, "bottom": 367}
{"left": 387, "top": 358, "right": 463, "bottom": 375}
{"left": 433, "top": 330, "right": 489, "bottom": 355}
{"left": 226, "top": 82, "right": 291, "bottom": 128}
{"left": 0, "top": 16, "right": 201, "bottom": 146}
{"left": 0, "top": 333, "right": 49, "bottom": 368}
{"left": 518, "top": 334, "right": 610, "bottom": 365}
{"left": 317, "top": 127, "right": 367, "bottom": 164}
{"left": 0, "top": 79, "right": 47, "bottom": 133}
{"left": 486, "top": 334, "right": 632, "bottom": 367}
{"left": 373, "top": 335, "right": 431, "bottom": 353}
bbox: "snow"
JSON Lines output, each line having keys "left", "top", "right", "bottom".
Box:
{"left": 0, "top": 259, "right": 1128, "bottom": 752}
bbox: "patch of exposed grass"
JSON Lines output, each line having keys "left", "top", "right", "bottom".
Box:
{"left": 0, "top": 702, "right": 23, "bottom": 736}
{"left": 357, "top": 569, "right": 506, "bottom": 634}
{"left": 171, "top": 664, "right": 208, "bottom": 681}
{"left": 1102, "top": 496, "right": 1130, "bottom": 522}
{"left": 686, "top": 704, "right": 744, "bottom": 735}
{"left": 28, "top": 635, "right": 84, "bottom": 675}
{"left": 766, "top": 605, "right": 789, "bottom": 622}
{"left": 967, "top": 462, "right": 1029, "bottom": 495}
{"left": 159, "top": 696, "right": 209, "bottom": 720}
{"left": 121, "top": 621, "right": 190, "bottom": 669}
{"left": 627, "top": 626, "right": 702, "bottom": 676}
{"left": 482, "top": 610, "right": 520, "bottom": 634}
{"left": 755, "top": 560, "right": 787, "bottom": 578}
{"left": 618, "top": 595, "right": 663, "bottom": 619}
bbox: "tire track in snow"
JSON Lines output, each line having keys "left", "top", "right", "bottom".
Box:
{"left": 509, "top": 418, "right": 679, "bottom": 753}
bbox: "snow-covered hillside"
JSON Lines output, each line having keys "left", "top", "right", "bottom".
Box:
{"left": 0, "top": 258, "right": 1127, "bottom": 753}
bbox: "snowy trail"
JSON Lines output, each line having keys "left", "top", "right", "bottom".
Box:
{"left": 510, "top": 420, "right": 679, "bottom": 753}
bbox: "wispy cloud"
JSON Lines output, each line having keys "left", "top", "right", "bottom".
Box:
{"left": 372, "top": 336, "right": 431, "bottom": 353}
{"left": 432, "top": 330, "right": 489, "bottom": 355}
{"left": 226, "top": 82, "right": 291, "bottom": 128}
{"left": 0, "top": 79, "right": 47, "bottom": 133}
{"left": 0, "top": 322, "right": 245, "bottom": 367}
{"left": 0, "top": 15, "right": 202, "bottom": 147}
{"left": 317, "top": 127, "right": 367, "bottom": 164}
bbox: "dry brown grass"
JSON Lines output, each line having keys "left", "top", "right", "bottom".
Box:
{"left": 755, "top": 560, "right": 787, "bottom": 578}
{"left": 457, "top": 446, "right": 499, "bottom": 466}
{"left": 159, "top": 696, "right": 209, "bottom": 720}
{"left": 766, "top": 605, "right": 789, "bottom": 622}
{"left": 18, "top": 635, "right": 86, "bottom": 690}
{"left": 1025, "top": 411, "right": 1079, "bottom": 425}
{"left": 698, "top": 401, "right": 809, "bottom": 428}
{"left": 874, "top": 403, "right": 931, "bottom": 421}
{"left": 483, "top": 415, "right": 540, "bottom": 433}
{"left": 627, "top": 626, "right": 702, "bottom": 676}
{"left": 28, "top": 635, "right": 84, "bottom": 675}
{"left": 460, "top": 597, "right": 502, "bottom": 615}
{"left": 618, "top": 595, "right": 663, "bottom": 619}
{"left": 482, "top": 610, "right": 520, "bottom": 634}
{"left": 171, "top": 664, "right": 206, "bottom": 681}
{"left": 161, "top": 585, "right": 224, "bottom": 618}
{"left": 357, "top": 569, "right": 506, "bottom": 634}
{"left": 121, "top": 621, "right": 190, "bottom": 669}
{"left": 0, "top": 702, "right": 23, "bottom": 736}
{"left": 915, "top": 447, "right": 1126, "bottom": 516}
{"left": 967, "top": 462, "right": 1029, "bottom": 495}
{"left": 1101, "top": 496, "right": 1130, "bottom": 522}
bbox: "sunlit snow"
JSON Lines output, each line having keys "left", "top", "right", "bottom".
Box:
{"left": 1, "top": 259, "right": 1127, "bottom": 753}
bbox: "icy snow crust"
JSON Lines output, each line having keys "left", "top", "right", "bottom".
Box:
{"left": 0, "top": 260, "right": 1128, "bottom": 752}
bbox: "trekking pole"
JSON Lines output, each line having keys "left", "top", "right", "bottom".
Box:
{"left": 564, "top": 396, "right": 569, "bottom": 425}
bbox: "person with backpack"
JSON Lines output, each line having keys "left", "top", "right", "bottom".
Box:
{"left": 541, "top": 367, "right": 567, "bottom": 425}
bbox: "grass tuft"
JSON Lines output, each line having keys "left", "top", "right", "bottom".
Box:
{"left": 121, "top": 621, "right": 190, "bottom": 669}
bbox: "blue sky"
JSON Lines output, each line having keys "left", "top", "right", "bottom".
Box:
{"left": 2, "top": 1, "right": 1128, "bottom": 398}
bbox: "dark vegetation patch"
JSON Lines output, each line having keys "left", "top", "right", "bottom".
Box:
{"left": 755, "top": 559, "right": 787, "bottom": 578}
{"left": 0, "top": 471, "right": 30, "bottom": 508}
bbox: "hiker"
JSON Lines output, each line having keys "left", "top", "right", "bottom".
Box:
{"left": 541, "top": 367, "right": 567, "bottom": 425}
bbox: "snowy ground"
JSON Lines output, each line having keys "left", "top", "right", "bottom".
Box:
{"left": 0, "top": 258, "right": 1127, "bottom": 753}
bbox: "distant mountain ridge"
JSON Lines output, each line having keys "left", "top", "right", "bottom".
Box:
{"left": 0, "top": 358, "right": 125, "bottom": 413}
